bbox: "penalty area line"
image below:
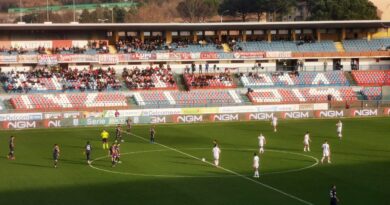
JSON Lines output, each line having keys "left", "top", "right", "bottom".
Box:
{"left": 123, "top": 131, "right": 314, "bottom": 205}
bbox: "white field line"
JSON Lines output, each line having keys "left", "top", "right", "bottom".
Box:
{"left": 123, "top": 131, "right": 314, "bottom": 205}
{"left": 89, "top": 148, "right": 318, "bottom": 178}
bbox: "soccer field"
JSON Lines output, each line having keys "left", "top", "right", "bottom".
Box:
{"left": 0, "top": 118, "right": 389, "bottom": 205}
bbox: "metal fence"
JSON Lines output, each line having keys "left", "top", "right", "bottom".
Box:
{"left": 2, "top": 98, "right": 390, "bottom": 114}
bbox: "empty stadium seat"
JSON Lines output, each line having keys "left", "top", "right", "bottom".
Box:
{"left": 134, "top": 90, "right": 242, "bottom": 107}
{"left": 237, "top": 41, "right": 337, "bottom": 52}
{"left": 360, "top": 87, "right": 382, "bottom": 100}
{"left": 10, "top": 93, "right": 128, "bottom": 110}
{"left": 343, "top": 38, "right": 390, "bottom": 52}
{"left": 241, "top": 71, "right": 349, "bottom": 88}
{"left": 248, "top": 87, "right": 358, "bottom": 104}
{"left": 352, "top": 70, "right": 390, "bottom": 86}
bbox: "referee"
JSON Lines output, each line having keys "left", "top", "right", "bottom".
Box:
{"left": 101, "top": 129, "right": 109, "bottom": 149}
{"left": 330, "top": 185, "right": 340, "bottom": 205}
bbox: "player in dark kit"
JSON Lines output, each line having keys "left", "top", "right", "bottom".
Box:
{"left": 150, "top": 126, "right": 156, "bottom": 143}
{"left": 53, "top": 144, "right": 60, "bottom": 168}
{"left": 126, "top": 118, "right": 132, "bottom": 133}
{"left": 115, "top": 124, "right": 123, "bottom": 143}
{"left": 115, "top": 143, "right": 121, "bottom": 164}
{"left": 7, "top": 136, "right": 15, "bottom": 160}
{"left": 109, "top": 143, "right": 118, "bottom": 167}
{"left": 85, "top": 141, "right": 92, "bottom": 165}
{"left": 330, "top": 185, "right": 340, "bottom": 205}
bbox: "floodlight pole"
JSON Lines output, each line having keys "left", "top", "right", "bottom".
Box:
{"left": 46, "top": 0, "right": 49, "bottom": 21}
{"left": 220, "top": 10, "right": 229, "bottom": 23}
{"left": 19, "top": 0, "right": 23, "bottom": 22}
{"left": 111, "top": 0, "right": 114, "bottom": 23}
{"left": 73, "top": 0, "right": 76, "bottom": 22}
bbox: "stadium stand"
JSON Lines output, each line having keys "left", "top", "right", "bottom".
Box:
{"left": 351, "top": 70, "right": 390, "bottom": 86}
{"left": 247, "top": 87, "right": 358, "bottom": 104}
{"left": 237, "top": 40, "right": 337, "bottom": 52}
{"left": 183, "top": 73, "right": 235, "bottom": 89}
{"left": 343, "top": 38, "right": 390, "bottom": 52}
{"left": 116, "top": 38, "right": 225, "bottom": 53}
{"left": 10, "top": 93, "right": 127, "bottom": 110}
{"left": 0, "top": 40, "right": 109, "bottom": 55}
{"left": 2, "top": 67, "right": 121, "bottom": 93}
{"left": 360, "top": 87, "right": 382, "bottom": 100}
{"left": 240, "top": 71, "right": 349, "bottom": 88}
{"left": 134, "top": 90, "right": 242, "bottom": 107}
{"left": 122, "top": 66, "right": 176, "bottom": 90}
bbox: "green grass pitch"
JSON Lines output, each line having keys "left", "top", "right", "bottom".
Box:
{"left": 1, "top": 118, "right": 389, "bottom": 205}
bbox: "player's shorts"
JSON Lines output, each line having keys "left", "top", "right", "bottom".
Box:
{"left": 86, "top": 152, "right": 91, "bottom": 160}
{"left": 53, "top": 154, "right": 59, "bottom": 160}
{"left": 259, "top": 144, "right": 264, "bottom": 148}
{"left": 304, "top": 140, "right": 309, "bottom": 145}
{"left": 323, "top": 151, "right": 330, "bottom": 157}
{"left": 102, "top": 138, "right": 107, "bottom": 143}
{"left": 111, "top": 155, "right": 118, "bottom": 160}
{"left": 9, "top": 145, "right": 14, "bottom": 152}
{"left": 213, "top": 155, "right": 220, "bottom": 160}
{"left": 272, "top": 123, "right": 277, "bottom": 126}
{"left": 253, "top": 164, "right": 259, "bottom": 169}
{"left": 337, "top": 128, "right": 342, "bottom": 133}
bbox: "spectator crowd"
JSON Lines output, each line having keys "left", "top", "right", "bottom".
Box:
{"left": 1, "top": 66, "right": 121, "bottom": 93}
{"left": 122, "top": 65, "right": 176, "bottom": 89}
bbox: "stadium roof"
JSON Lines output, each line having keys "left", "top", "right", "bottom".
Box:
{"left": 0, "top": 20, "right": 389, "bottom": 31}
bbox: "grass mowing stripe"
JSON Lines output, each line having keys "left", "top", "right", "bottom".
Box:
{"left": 124, "top": 131, "right": 314, "bottom": 205}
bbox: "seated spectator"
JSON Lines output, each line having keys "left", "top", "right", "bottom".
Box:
{"left": 184, "top": 71, "right": 235, "bottom": 89}
{"left": 1, "top": 66, "right": 121, "bottom": 93}
{"left": 122, "top": 65, "right": 176, "bottom": 90}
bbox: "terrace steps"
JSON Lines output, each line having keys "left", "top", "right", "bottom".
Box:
{"left": 109, "top": 45, "right": 117, "bottom": 54}
{"left": 222, "top": 43, "right": 231, "bottom": 52}
{"left": 334, "top": 42, "right": 345, "bottom": 52}
{"left": 345, "top": 71, "right": 357, "bottom": 86}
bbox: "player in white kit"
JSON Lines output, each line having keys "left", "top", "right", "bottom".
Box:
{"left": 258, "top": 134, "right": 266, "bottom": 154}
{"left": 253, "top": 153, "right": 260, "bottom": 178}
{"left": 212, "top": 144, "right": 221, "bottom": 166}
{"left": 271, "top": 116, "right": 278, "bottom": 132}
{"left": 336, "top": 120, "right": 343, "bottom": 139}
{"left": 303, "top": 131, "right": 311, "bottom": 152}
{"left": 321, "top": 140, "right": 331, "bottom": 164}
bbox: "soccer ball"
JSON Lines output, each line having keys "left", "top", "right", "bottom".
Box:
{"left": 202, "top": 158, "right": 206, "bottom": 162}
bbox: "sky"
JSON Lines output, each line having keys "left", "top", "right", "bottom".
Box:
{"left": 371, "top": 0, "right": 390, "bottom": 20}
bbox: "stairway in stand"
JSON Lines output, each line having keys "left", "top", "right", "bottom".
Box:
{"left": 334, "top": 42, "right": 345, "bottom": 52}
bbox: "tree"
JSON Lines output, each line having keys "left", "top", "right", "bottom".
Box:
{"left": 113, "top": 7, "right": 126, "bottom": 23}
{"left": 264, "top": 0, "right": 297, "bottom": 21}
{"left": 79, "top": 9, "right": 92, "bottom": 23}
{"left": 253, "top": 0, "right": 268, "bottom": 21}
{"left": 176, "top": 0, "right": 218, "bottom": 22}
{"left": 307, "top": 0, "right": 379, "bottom": 20}
{"left": 218, "top": 0, "right": 256, "bottom": 22}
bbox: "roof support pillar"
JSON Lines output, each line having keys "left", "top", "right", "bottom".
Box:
{"left": 340, "top": 28, "right": 346, "bottom": 41}
{"left": 242, "top": 30, "right": 247, "bottom": 42}
{"left": 267, "top": 30, "right": 272, "bottom": 42}
{"left": 316, "top": 30, "right": 321, "bottom": 42}
{"left": 166, "top": 31, "right": 172, "bottom": 44}
{"left": 291, "top": 30, "right": 296, "bottom": 42}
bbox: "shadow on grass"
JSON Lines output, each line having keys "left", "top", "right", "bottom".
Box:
{"left": 0, "top": 161, "right": 389, "bottom": 205}
{"left": 10, "top": 162, "right": 51, "bottom": 168}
